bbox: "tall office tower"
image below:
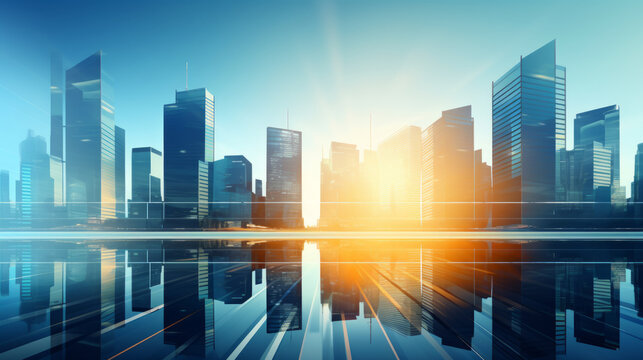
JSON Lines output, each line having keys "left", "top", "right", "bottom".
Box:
{"left": 163, "top": 88, "right": 214, "bottom": 226}
{"left": 115, "top": 126, "right": 125, "bottom": 218}
{"left": 50, "top": 53, "right": 64, "bottom": 159}
{"left": 378, "top": 125, "right": 421, "bottom": 228}
{"left": 66, "top": 51, "right": 116, "bottom": 221}
{"left": 578, "top": 141, "right": 613, "bottom": 217}
{"left": 255, "top": 179, "right": 263, "bottom": 198}
{"left": 474, "top": 150, "right": 492, "bottom": 228}
{"left": 574, "top": 105, "right": 624, "bottom": 215}
{"left": 421, "top": 106, "right": 474, "bottom": 228}
{"left": 49, "top": 157, "right": 63, "bottom": 208}
{"left": 129, "top": 147, "right": 163, "bottom": 221}
{"left": 16, "top": 131, "right": 54, "bottom": 227}
{"left": 252, "top": 179, "right": 266, "bottom": 226}
{"left": 0, "top": 170, "right": 10, "bottom": 226}
{"left": 492, "top": 40, "right": 565, "bottom": 226}
{"left": 266, "top": 127, "right": 302, "bottom": 228}
{"left": 319, "top": 142, "right": 359, "bottom": 228}
{"left": 50, "top": 53, "right": 65, "bottom": 207}
{"left": 634, "top": 143, "right": 643, "bottom": 221}
{"left": 209, "top": 155, "right": 252, "bottom": 227}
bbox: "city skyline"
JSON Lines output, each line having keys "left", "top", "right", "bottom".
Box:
{"left": 2, "top": 1, "right": 643, "bottom": 225}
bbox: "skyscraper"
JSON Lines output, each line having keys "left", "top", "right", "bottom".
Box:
{"left": 378, "top": 125, "right": 421, "bottom": 228}
{"left": 492, "top": 40, "right": 566, "bottom": 226}
{"left": 573, "top": 105, "right": 624, "bottom": 216}
{"left": 50, "top": 53, "right": 64, "bottom": 208}
{"left": 633, "top": 143, "right": 643, "bottom": 221}
{"left": 252, "top": 179, "right": 266, "bottom": 226}
{"left": 474, "top": 149, "right": 492, "bottom": 228}
{"left": 319, "top": 142, "right": 359, "bottom": 228}
{"left": 209, "top": 155, "right": 252, "bottom": 227}
{"left": 115, "top": 126, "right": 125, "bottom": 218}
{"left": 129, "top": 147, "right": 163, "bottom": 221}
{"left": 579, "top": 142, "right": 612, "bottom": 217}
{"left": 163, "top": 88, "right": 214, "bottom": 226}
{"left": 65, "top": 51, "right": 116, "bottom": 221}
{"left": 50, "top": 53, "right": 64, "bottom": 160}
{"left": 574, "top": 106, "right": 620, "bottom": 183}
{"left": 16, "top": 131, "right": 54, "bottom": 227}
{"left": 266, "top": 127, "right": 302, "bottom": 228}
{"left": 0, "top": 170, "right": 10, "bottom": 226}
{"left": 421, "top": 105, "right": 474, "bottom": 228}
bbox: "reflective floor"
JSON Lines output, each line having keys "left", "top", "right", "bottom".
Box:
{"left": 1, "top": 236, "right": 643, "bottom": 359}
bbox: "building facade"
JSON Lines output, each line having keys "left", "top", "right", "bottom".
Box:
{"left": 0, "top": 170, "right": 10, "bottom": 226}
{"left": 209, "top": 155, "right": 253, "bottom": 227}
{"left": 163, "top": 88, "right": 214, "bottom": 226}
{"left": 492, "top": 40, "right": 565, "bottom": 226}
{"left": 50, "top": 53, "right": 65, "bottom": 209}
{"left": 129, "top": 147, "right": 163, "bottom": 222}
{"left": 266, "top": 127, "right": 302, "bottom": 228}
{"left": 421, "top": 106, "right": 474, "bottom": 228}
{"left": 115, "top": 126, "right": 126, "bottom": 218}
{"left": 573, "top": 105, "right": 624, "bottom": 217}
{"left": 65, "top": 51, "right": 116, "bottom": 221}
{"left": 474, "top": 149, "right": 492, "bottom": 228}
{"left": 17, "top": 131, "right": 54, "bottom": 227}
{"left": 633, "top": 143, "right": 643, "bottom": 221}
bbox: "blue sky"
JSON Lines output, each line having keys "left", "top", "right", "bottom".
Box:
{"left": 1, "top": 0, "right": 642, "bottom": 225}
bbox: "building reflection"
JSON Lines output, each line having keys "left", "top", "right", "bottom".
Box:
{"left": 422, "top": 243, "right": 490, "bottom": 349}
{"left": 64, "top": 245, "right": 117, "bottom": 359}
{"left": 163, "top": 243, "right": 214, "bottom": 358}
{"left": 4, "top": 240, "right": 643, "bottom": 359}
{"left": 264, "top": 242, "right": 303, "bottom": 333}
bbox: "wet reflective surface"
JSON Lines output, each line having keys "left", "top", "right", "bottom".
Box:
{"left": 2, "top": 237, "right": 643, "bottom": 359}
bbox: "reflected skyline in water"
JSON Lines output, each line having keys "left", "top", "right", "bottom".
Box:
{"left": 1, "top": 238, "right": 643, "bottom": 359}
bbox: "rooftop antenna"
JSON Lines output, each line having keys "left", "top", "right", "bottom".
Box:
{"left": 185, "top": 61, "right": 188, "bottom": 90}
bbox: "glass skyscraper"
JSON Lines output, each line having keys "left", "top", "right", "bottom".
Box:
{"left": 421, "top": 105, "right": 474, "bottom": 228}
{"left": 50, "top": 53, "right": 65, "bottom": 208}
{"left": 573, "top": 105, "right": 623, "bottom": 215}
{"left": 129, "top": 147, "right": 163, "bottom": 220}
{"left": 209, "top": 155, "right": 252, "bottom": 227}
{"left": 65, "top": 51, "right": 116, "bottom": 221}
{"left": 633, "top": 143, "right": 643, "bottom": 220}
{"left": 115, "top": 126, "right": 125, "bottom": 218}
{"left": 50, "top": 53, "right": 64, "bottom": 160}
{"left": 579, "top": 141, "right": 612, "bottom": 217}
{"left": 17, "top": 131, "right": 54, "bottom": 227}
{"left": 163, "top": 88, "right": 214, "bottom": 226}
{"left": 492, "top": 40, "right": 565, "bottom": 226}
{"left": 266, "top": 127, "right": 302, "bottom": 228}
{"left": 0, "top": 170, "right": 9, "bottom": 225}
